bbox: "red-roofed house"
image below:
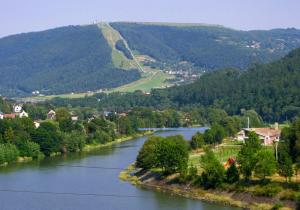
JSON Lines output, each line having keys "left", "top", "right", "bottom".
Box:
{"left": 236, "top": 126, "right": 281, "bottom": 145}
{"left": 3, "top": 113, "right": 16, "bottom": 119}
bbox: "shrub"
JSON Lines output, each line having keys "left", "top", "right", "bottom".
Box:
{"left": 18, "top": 141, "right": 40, "bottom": 158}
{"left": 0, "top": 144, "right": 19, "bottom": 164}
{"left": 190, "top": 132, "right": 205, "bottom": 150}
{"left": 253, "top": 183, "right": 282, "bottom": 197}
{"left": 200, "top": 148, "right": 225, "bottom": 188}
{"left": 63, "top": 132, "right": 86, "bottom": 152}
{"left": 225, "top": 163, "right": 239, "bottom": 184}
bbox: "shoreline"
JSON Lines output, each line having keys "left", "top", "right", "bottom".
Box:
{"left": 120, "top": 164, "right": 295, "bottom": 210}
{"left": 0, "top": 131, "right": 154, "bottom": 168}
{"left": 83, "top": 131, "right": 154, "bottom": 152}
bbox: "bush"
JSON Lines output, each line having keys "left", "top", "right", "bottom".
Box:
{"left": 190, "top": 132, "right": 205, "bottom": 150}
{"left": 253, "top": 183, "right": 283, "bottom": 197}
{"left": 225, "top": 163, "right": 239, "bottom": 184}
{"left": 271, "top": 202, "right": 283, "bottom": 210}
{"left": 18, "top": 141, "right": 40, "bottom": 158}
{"left": 0, "top": 144, "right": 19, "bottom": 164}
{"left": 279, "top": 189, "right": 300, "bottom": 201}
{"left": 63, "top": 132, "right": 86, "bottom": 152}
{"left": 200, "top": 148, "right": 225, "bottom": 188}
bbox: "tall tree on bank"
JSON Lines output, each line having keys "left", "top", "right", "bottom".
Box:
{"left": 237, "top": 132, "right": 262, "bottom": 180}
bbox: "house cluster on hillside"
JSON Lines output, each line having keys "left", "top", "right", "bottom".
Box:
{"left": 236, "top": 123, "right": 281, "bottom": 145}
{"left": 0, "top": 104, "right": 28, "bottom": 120}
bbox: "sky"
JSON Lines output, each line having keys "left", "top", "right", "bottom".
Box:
{"left": 0, "top": 0, "right": 300, "bottom": 37}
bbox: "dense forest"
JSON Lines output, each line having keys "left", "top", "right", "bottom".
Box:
{"left": 0, "top": 25, "right": 140, "bottom": 97}
{"left": 111, "top": 22, "right": 300, "bottom": 70}
{"left": 50, "top": 48, "right": 300, "bottom": 122}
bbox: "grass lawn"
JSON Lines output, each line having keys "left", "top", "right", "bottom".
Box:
{"left": 110, "top": 69, "right": 173, "bottom": 93}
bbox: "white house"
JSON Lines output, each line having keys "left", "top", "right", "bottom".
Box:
{"left": 0, "top": 111, "right": 4, "bottom": 119}
{"left": 34, "top": 121, "right": 41, "bottom": 128}
{"left": 71, "top": 115, "right": 79, "bottom": 121}
{"left": 19, "top": 110, "right": 29, "bottom": 118}
{"left": 13, "top": 104, "right": 23, "bottom": 113}
{"left": 47, "top": 110, "right": 56, "bottom": 120}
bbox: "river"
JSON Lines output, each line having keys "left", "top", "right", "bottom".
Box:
{"left": 0, "top": 128, "right": 238, "bottom": 210}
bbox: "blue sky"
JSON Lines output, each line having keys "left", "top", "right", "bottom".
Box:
{"left": 0, "top": 0, "right": 299, "bottom": 37}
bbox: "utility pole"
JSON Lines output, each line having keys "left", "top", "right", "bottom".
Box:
{"left": 275, "top": 139, "right": 279, "bottom": 161}
{"left": 247, "top": 117, "right": 250, "bottom": 129}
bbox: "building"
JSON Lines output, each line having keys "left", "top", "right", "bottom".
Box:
{"left": 0, "top": 111, "right": 3, "bottom": 119}
{"left": 236, "top": 126, "right": 281, "bottom": 145}
{"left": 34, "top": 121, "right": 41, "bottom": 128}
{"left": 47, "top": 110, "right": 56, "bottom": 120}
{"left": 19, "top": 110, "right": 29, "bottom": 118}
{"left": 13, "top": 104, "right": 23, "bottom": 113}
{"left": 71, "top": 115, "right": 79, "bottom": 121}
{"left": 3, "top": 113, "right": 16, "bottom": 119}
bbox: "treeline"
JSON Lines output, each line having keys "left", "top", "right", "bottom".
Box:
{"left": 0, "top": 102, "right": 196, "bottom": 165}
{"left": 50, "top": 48, "right": 300, "bottom": 122}
{"left": 50, "top": 94, "right": 264, "bottom": 128}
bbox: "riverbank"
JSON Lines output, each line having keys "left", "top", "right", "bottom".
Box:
{"left": 120, "top": 165, "right": 295, "bottom": 210}
{"left": 0, "top": 131, "right": 154, "bottom": 167}
{"left": 83, "top": 131, "right": 154, "bottom": 152}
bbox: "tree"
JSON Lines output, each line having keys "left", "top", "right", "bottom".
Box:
{"left": 155, "top": 135, "right": 189, "bottom": 174}
{"left": 237, "top": 132, "right": 262, "bottom": 180}
{"left": 254, "top": 149, "right": 277, "bottom": 180}
{"left": 203, "top": 124, "right": 226, "bottom": 144}
{"left": 281, "top": 118, "right": 300, "bottom": 162}
{"left": 277, "top": 143, "right": 294, "bottom": 182}
{"left": 55, "top": 108, "right": 71, "bottom": 122}
{"left": 226, "top": 163, "right": 239, "bottom": 184}
{"left": 136, "top": 136, "right": 161, "bottom": 169}
{"left": 200, "top": 148, "right": 225, "bottom": 188}
{"left": 32, "top": 122, "right": 62, "bottom": 156}
{"left": 4, "top": 128, "right": 14, "bottom": 143}
{"left": 190, "top": 132, "right": 205, "bottom": 150}
{"left": 63, "top": 131, "right": 86, "bottom": 152}
{"left": 59, "top": 118, "right": 73, "bottom": 132}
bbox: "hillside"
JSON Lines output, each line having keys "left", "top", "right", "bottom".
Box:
{"left": 162, "top": 48, "right": 300, "bottom": 121}
{"left": 50, "top": 48, "right": 300, "bottom": 122}
{"left": 2, "top": 22, "right": 300, "bottom": 98}
{"left": 0, "top": 25, "right": 140, "bottom": 97}
{"left": 111, "top": 22, "right": 300, "bottom": 70}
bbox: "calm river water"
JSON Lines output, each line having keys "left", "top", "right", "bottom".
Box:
{"left": 0, "top": 128, "right": 238, "bottom": 210}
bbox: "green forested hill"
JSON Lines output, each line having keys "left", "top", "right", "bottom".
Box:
{"left": 50, "top": 48, "right": 300, "bottom": 122}
{"left": 164, "top": 48, "right": 300, "bottom": 121}
{"left": 111, "top": 22, "right": 300, "bottom": 70}
{"left": 0, "top": 25, "right": 140, "bottom": 97}
{"left": 1, "top": 22, "right": 300, "bottom": 98}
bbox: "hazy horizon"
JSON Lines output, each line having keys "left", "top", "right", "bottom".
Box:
{"left": 1, "top": 0, "right": 300, "bottom": 38}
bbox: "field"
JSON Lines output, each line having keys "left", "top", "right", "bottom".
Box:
{"left": 21, "top": 92, "right": 95, "bottom": 102}
{"left": 110, "top": 69, "right": 173, "bottom": 93}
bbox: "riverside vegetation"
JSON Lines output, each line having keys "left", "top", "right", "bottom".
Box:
{"left": 123, "top": 118, "right": 300, "bottom": 209}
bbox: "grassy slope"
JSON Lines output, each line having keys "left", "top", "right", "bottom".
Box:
{"left": 111, "top": 69, "right": 172, "bottom": 93}
{"left": 99, "top": 23, "right": 136, "bottom": 70}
